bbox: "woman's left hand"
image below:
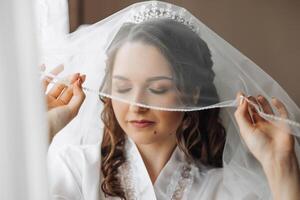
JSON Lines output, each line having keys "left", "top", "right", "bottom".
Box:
{"left": 234, "top": 92, "right": 300, "bottom": 200}
{"left": 234, "top": 92, "right": 295, "bottom": 166}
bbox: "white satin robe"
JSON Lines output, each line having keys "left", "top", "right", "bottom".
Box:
{"left": 48, "top": 138, "right": 248, "bottom": 200}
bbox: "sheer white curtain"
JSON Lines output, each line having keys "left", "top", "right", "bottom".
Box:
{"left": 0, "top": 0, "right": 49, "bottom": 199}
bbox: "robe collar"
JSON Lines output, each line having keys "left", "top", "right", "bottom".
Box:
{"left": 118, "top": 137, "right": 195, "bottom": 200}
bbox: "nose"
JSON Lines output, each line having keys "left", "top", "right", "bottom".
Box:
{"left": 128, "top": 88, "right": 148, "bottom": 108}
{"left": 129, "top": 89, "right": 149, "bottom": 113}
{"left": 129, "top": 103, "right": 149, "bottom": 113}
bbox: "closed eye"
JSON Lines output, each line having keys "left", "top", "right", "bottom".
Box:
{"left": 148, "top": 88, "right": 169, "bottom": 94}
{"left": 116, "top": 88, "right": 132, "bottom": 93}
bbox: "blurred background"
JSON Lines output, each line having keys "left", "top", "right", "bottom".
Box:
{"left": 68, "top": 0, "right": 300, "bottom": 106}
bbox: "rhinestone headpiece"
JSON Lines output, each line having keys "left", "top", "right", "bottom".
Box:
{"left": 129, "top": 1, "right": 200, "bottom": 35}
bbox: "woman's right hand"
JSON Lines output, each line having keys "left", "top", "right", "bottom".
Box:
{"left": 42, "top": 65, "right": 86, "bottom": 142}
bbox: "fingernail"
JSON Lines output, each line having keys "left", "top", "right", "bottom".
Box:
{"left": 271, "top": 97, "right": 278, "bottom": 102}
{"left": 82, "top": 74, "right": 86, "bottom": 82}
{"left": 77, "top": 79, "right": 81, "bottom": 87}
{"left": 239, "top": 96, "right": 244, "bottom": 105}
{"left": 57, "top": 64, "right": 64, "bottom": 71}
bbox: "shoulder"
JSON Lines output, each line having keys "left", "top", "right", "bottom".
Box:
{"left": 53, "top": 143, "right": 101, "bottom": 160}
{"left": 188, "top": 164, "right": 229, "bottom": 199}
{"left": 191, "top": 165, "right": 263, "bottom": 200}
{"left": 193, "top": 164, "right": 224, "bottom": 184}
{"left": 48, "top": 142, "right": 101, "bottom": 173}
{"left": 192, "top": 160, "right": 223, "bottom": 178}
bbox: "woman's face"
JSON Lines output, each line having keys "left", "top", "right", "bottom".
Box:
{"left": 111, "top": 41, "right": 184, "bottom": 145}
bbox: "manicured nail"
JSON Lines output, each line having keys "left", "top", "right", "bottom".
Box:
{"left": 77, "top": 79, "right": 81, "bottom": 87}
{"left": 81, "top": 74, "right": 86, "bottom": 82}
{"left": 56, "top": 64, "right": 64, "bottom": 71}
{"left": 239, "top": 96, "right": 244, "bottom": 105}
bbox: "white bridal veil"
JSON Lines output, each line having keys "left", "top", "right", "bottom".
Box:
{"left": 41, "top": 1, "right": 300, "bottom": 199}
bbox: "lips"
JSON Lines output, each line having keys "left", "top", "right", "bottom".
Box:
{"left": 129, "top": 119, "right": 155, "bottom": 128}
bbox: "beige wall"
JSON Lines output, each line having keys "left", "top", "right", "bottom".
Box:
{"left": 69, "top": 0, "right": 300, "bottom": 106}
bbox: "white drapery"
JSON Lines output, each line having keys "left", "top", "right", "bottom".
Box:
{"left": 0, "top": 0, "right": 49, "bottom": 199}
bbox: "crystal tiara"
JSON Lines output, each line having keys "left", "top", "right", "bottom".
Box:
{"left": 129, "top": 1, "right": 200, "bottom": 35}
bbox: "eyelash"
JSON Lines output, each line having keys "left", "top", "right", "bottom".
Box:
{"left": 116, "top": 88, "right": 168, "bottom": 94}
{"left": 116, "top": 88, "right": 131, "bottom": 93}
{"left": 148, "top": 88, "right": 168, "bottom": 94}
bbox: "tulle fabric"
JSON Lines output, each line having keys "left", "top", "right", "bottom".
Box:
{"left": 41, "top": 1, "right": 300, "bottom": 199}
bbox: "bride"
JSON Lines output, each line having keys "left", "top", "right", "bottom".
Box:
{"left": 44, "top": 1, "right": 300, "bottom": 200}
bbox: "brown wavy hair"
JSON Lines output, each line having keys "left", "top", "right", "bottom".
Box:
{"left": 99, "top": 19, "right": 226, "bottom": 200}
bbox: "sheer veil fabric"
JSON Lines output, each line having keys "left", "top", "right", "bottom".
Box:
{"left": 41, "top": 1, "right": 300, "bottom": 199}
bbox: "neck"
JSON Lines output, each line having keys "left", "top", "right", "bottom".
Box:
{"left": 136, "top": 136, "right": 177, "bottom": 184}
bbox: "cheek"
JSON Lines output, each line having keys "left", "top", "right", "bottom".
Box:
{"left": 156, "top": 111, "right": 184, "bottom": 134}
{"left": 111, "top": 100, "right": 127, "bottom": 126}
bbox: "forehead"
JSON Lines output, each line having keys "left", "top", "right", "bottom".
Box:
{"left": 112, "top": 42, "right": 173, "bottom": 79}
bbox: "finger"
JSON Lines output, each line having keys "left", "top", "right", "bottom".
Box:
{"left": 42, "top": 64, "right": 64, "bottom": 92}
{"left": 235, "top": 92, "right": 254, "bottom": 136}
{"left": 57, "top": 86, "right": 74, "bottom": 105}
{"left": 48, "top": 72, "right": 80, "bottom": 99}
{"left": 235, "top": 91, "right": 246, "bottom": 106}
{"left": 40, "top": 64, "right": 47, "bottom": 92}
{"left": 80, "top": 74, "right": 86, "bottom": 83}
{"left": 49, "top": 64, "right": 64, "bottom": 76}
{"left": 248, "top": 96, "right": 263, "bottom": 123}
{"left": 67, "top": 79, "right": 86, "bottom": 118}
{"left": 57, "top": 74, "right": 81, "bottom": 104}
{"left": 272, "top": 97, "right": 289, "bottom": 119}
{"left": 48, "top": 83, "right": 67, "bottom": 99}
{"left": 257, "top": 95, "right": 274, "bottom": 115}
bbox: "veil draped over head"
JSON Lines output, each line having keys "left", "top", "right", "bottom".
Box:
{"left": 41, "top": 1, "right": 300, "bottom": 199}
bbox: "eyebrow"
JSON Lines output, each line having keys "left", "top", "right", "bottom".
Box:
{"left": 113, "top": 75, "right": 173, "bottom": 82}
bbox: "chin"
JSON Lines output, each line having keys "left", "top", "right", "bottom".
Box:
{"left": 126, "top": 131, "right": 164, "bottom": 145}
